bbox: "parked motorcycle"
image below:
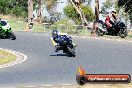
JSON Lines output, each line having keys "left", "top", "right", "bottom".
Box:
{"left": 51, "top": 34, "right": 76, "bottom": 57}
{"left": 96, "top": 20, "right": 128, "bottom": 38}
{"left": 0, "top": 20, "right": 16, "bottom": 40}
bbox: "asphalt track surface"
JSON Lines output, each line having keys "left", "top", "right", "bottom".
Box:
{"left": 0, "top": 32, "right": 132, "bottom": 87}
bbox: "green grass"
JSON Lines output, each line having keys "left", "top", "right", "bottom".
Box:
{"left": 0, "top": 50, "right": 16, "bottom": 65}
{"left": 128, "top": 32, "right": 132, "bottom": 38}
{"left": 10, "top": 20, "right": 27, "bottom": 31}
{"left": 9, "top": 18, "right": 48, "bottom": 32}
{"left": 1, "top": 15, "right": 45, "bottom": 32}
{"left": 1, "top": 16, "right": 26, "bottom": 31}
{"left": 76, "top": 29, "right": 91, "bottom": 36}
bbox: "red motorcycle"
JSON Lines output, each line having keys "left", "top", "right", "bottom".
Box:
{"left": 96, "top": 19, "right": 128, "bottom": 38}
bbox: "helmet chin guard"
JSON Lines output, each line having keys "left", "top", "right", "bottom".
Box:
{"left": 52, "top": 29, "right": 59, "bottom": 37}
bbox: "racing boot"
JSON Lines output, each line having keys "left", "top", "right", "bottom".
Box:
{"left": 54, "top": 45, "right": 59, "bottom": 52}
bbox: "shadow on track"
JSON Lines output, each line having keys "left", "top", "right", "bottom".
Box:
{"left": 50, "top": 54, "right": 68, "bottom": 57}
{"left": 0, "top": 37, "right": 7, "bottom": 39}
{"left": 50, "top": 53, "right": 74, "bottom": 57}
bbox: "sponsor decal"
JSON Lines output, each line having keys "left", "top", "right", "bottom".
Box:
{"left": 76, "top": 67, "right": 131, "bottom": 85}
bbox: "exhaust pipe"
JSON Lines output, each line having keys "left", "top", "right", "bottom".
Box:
{"left": 97, "top": 25, "right": 107, "bottom": 32}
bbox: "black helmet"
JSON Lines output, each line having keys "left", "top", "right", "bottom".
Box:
{"left": 52, "top": 29, "right": 59, "bottom": 37}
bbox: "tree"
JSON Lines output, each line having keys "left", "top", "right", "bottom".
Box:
{"left": 51, "top": 19, "right": 77, "bottom": 34}
{"left": 49, "top": 12, "right": 62, "bottom": 24}
{"left": 0, "top": 0, "right": 38, "bottom": 18}
{"left": 81, "top": 0, "right": 92, "bottom": 5}
{"left": 67, "top": 0, "right": 92, "bottom": 5}
{"left": 63, "top": 4, "right": 94, "bottom": 24}
{"left": 44, "top": 0, "right": 58, "bottom": 12}
{"left": 101, "top": 0, "right": 113, "bottom": 12}
{"left": 28, "top": 0, "right": 33, "bottom": 19}
{"left": 37, "top": 0, "right": 42, "bottom": 17}
{"left": 118, "top": 0, "right": 132, "bottom": 11}
{"left": 118, "top": 0, "right": 132, "bottom": 24}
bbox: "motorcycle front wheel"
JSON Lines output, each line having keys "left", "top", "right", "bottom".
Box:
{"left": 7, "top": 32, "right": 16, "bottom": 40}
{"left": 67, "top": 46, "right": 75, "bottom": 57}
{"left": 118, "top": 29, "right": 128, "bottom": 38}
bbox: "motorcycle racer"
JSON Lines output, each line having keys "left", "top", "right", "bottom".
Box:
{"left": 51, "top": 29, "right": 76, "bottom": 52}
{"left": 51, "top": 30, "right": 69, "bottom": 52}
{"left": 96, "top": 9, "right": 127, "bottom": 38}
{"left": 105, "top": 10, "right": 117, "bottom": 28}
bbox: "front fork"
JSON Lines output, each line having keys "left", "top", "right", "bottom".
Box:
{"left": 7, "top": 28, "right": 12, "bottom": 33}
{"left": 5, "top": 28, "right": 12, "bottom": 38}
{"left": 54, "top": 45, "right": 61, "bottom": 52}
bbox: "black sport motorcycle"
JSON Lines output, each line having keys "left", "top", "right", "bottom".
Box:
{"left": 96, "top": 20, "right": 128, "bottom": 38}
{"left": 51, "top": 34, "right": 76, "bottom": 57}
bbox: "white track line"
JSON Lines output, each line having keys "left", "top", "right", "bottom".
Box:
{"left": 59, "top": 84, "right": 72, "bottom": 86}
{"left": 0, "top": 48, "right": 27, "bottom": 68}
